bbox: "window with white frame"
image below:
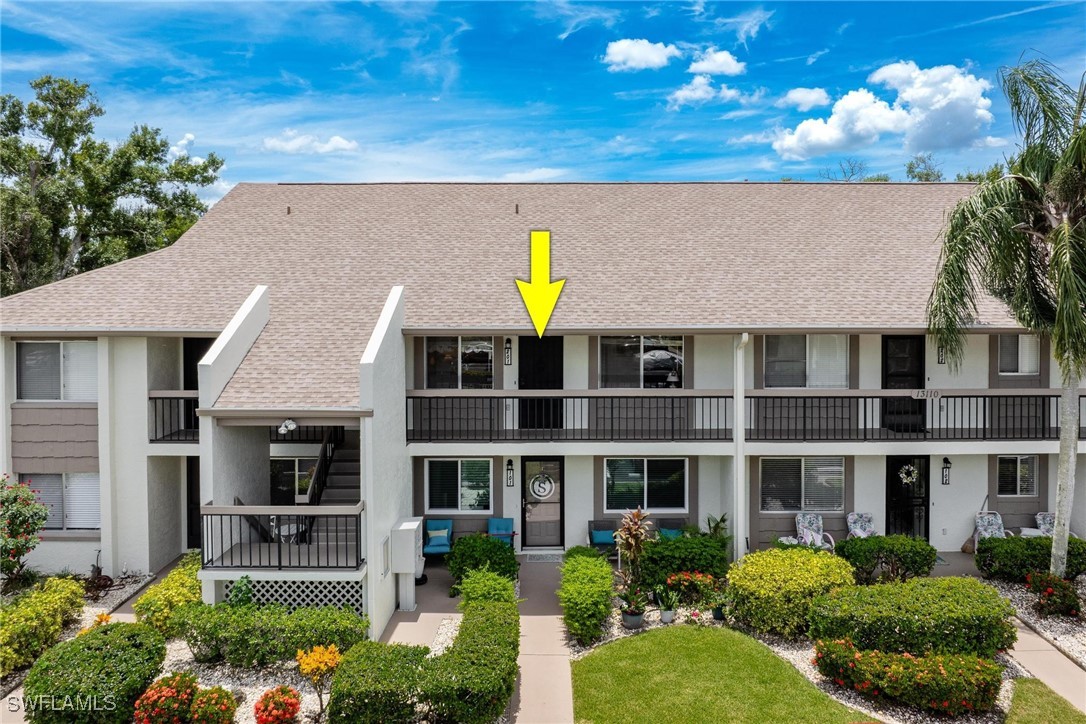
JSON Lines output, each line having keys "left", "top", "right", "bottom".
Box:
{"left": 20, "top": 473, "right": 100, "bottom": 530}
{"left": 764, "top": 334, "right": 848, "bottom": 389}
{"left": 759, "top": 457, "right": 844, "bottom": 512}
{"left": 271, "top": 457, "right": 318, "bottom": 497}
{"left": 16, "top": 341, "right": 98, "bottom": 401}
{"left": 425, "top": 337, "right": 493, "bottom": 389}
{"left": 604, "top": 458, "right": 687, "bottom": 512}
{"left": 998, "top": 334, "right": 1040, "bottom": 375}
{"left": 426, "top": 459, "right": 492, "bottom": 513}
{"left": 997, "top": 455, "right": 1037, "bottom": 496}
{"left": 599, "top": 336, "right": 683, "bottom": 389}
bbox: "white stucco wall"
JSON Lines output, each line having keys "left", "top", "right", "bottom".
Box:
{"left": 853, "top": 456, "right": 887, "bottom": 535}
{"left": 147, "top": 456, "right": 184, "bottom": 571}
{"left": 857, "top": 335, "right": 881, "bottom": 389}
{"left": 147, "top": 337, "right": 181, "bottom": 391}
{"left": 1, "top": 337, "right": 14, "bottom": 473}
{"left": 564, "top": 336, "right": 589, "bottom": 389}
{"left": 361, "top": 286, "right": 411, "bottom": 640}
{"left": 694, "top": 335, "right": 733, "bottom": 389}
{"left": 209, "top": 426, "right": 270, "bottom": 506}
{"left": 1072, "top": 455, "right": 1086, "bottom": 536}
{"left": 697, "top": 456, "right": 724, "bottom": 530}
{"left": 563, "top": 455, "right": 594, "bottom": 547}
{"left": 108, "top": 337, "right": 153, "bottom": 575}
{"left": 929, "top": 454, "right": 988, "bottom": 551}
{"left": 926, "top": 334, "right": 988, "bottom": 390}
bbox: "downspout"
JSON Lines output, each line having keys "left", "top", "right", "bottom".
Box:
{"left": 734, "top": 333, "right": 750, "bottom": 561}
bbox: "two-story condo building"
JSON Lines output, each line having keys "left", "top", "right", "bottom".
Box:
{"left": 2, "top": 182, "right": 1083, "bottom": 640}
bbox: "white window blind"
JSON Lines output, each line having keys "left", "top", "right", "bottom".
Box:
{"left": 62, "top": 341, "right": 98, "bottom": 401}
{"left": 64, "top": 473, "right": 100, "bottom": 528}
{"left": 426, "top": 459, "right": 491, "bottom": 513}
{"left": 760, "top": 457, "right": 844, "bottom": 512}
{"left": 17, "top": 343, "right": 61, "bottom": 400}
{"left": 807, "top": 335, "right": 849, "bottom": 389}
{"left": 802, "top": 457, "right": 845, "bottom": 511}
{"left": 998, "top": 334, "right": 1040, "bottom": 375}
{"left": 997, "top": 456, "right": 1037, "bottom": 496}
{"left": 23, "top": 473, "right": 64, "bottom": 529}
{"left": 459, "top": 460, "right": 491, "bottom": 512}
{"left": 764, "top": 335, "right": 806, "bottom": 387}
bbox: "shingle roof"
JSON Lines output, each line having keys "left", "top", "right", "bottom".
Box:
{"left": 0, "top": 182, "right": 1017, "bottom": 408}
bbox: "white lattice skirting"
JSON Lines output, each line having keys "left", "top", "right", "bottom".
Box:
{"left": 223, "top": 578, "right": 365, "bottom": 615}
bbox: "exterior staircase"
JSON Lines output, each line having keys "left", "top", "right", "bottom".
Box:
{"left": 318, "top": 431, "right": 360, "bottom": 505}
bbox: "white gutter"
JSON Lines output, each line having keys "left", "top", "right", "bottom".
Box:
{"left": 734, "top": 333, "right": 750, "bottom": 561}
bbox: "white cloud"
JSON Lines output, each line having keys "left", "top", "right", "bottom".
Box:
{"left": 714, "top": 8, "right": 774, "bottom": 48}
{"left": 687, "top": 47, "right": 746, "bottom": 75}
{"left": 667, "top": 75, "right": 718, "bottom": 110}
{"left": 771, "top": 61, "right": 994, "bottom": 160}
{"left": 168, "top": 132, "right": 196, "bottom": 159}
{"left": 262, "top": 129, "right": 359, "bottom": 154}
{"left": 500, "top": 167, "right": 567, "bottom": 182}
{"left": 776, "top": 87, "right": 831, "bottom": 112}
{"left": 603, "top": 38, "right": 681, "bottom": 71}
{"left": 806, "top": 49, "right": 829, "bottom": 65}
{"left": 538, "top": 0, "right": 621, "bottom": 40}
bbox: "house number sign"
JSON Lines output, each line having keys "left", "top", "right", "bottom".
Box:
{"left": 912, "top": 389, "right": 941, "bottom": 399}
{"left": 529, "top": 472, "right": 555, "bottom": 500}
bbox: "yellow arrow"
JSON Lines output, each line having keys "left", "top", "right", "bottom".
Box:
{"left": 515, "top": 230, "right": 566, "bottom": 338}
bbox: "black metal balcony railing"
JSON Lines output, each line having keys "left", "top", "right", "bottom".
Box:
{"left": 201, "top": 502, "right": 364, "bottom": 570}
{"left": 407, "top": 392, "right": 733, "bottom": 442}
{"left": 149, "top": 391, "right": 199, "bottom": 442}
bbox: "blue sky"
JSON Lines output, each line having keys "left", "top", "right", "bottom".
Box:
{"left": 2, "top": 1, "right": 1084, "bottom": 199}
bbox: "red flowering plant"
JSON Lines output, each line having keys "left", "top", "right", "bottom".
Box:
{"left": 190, "top": 686, "right": 237, "bottom": 724}
{"left": 665, "top": 571, "right": 716, "bottom": 606}
{"left": 0, "top": 473, "right": 50, "bottom": 582}
{"left": 133, "top": 672, "right": 199, "bottom": 724}
{"left": 254, "top": 685, "right": 301, "bottom": 724}
{"left": 1026, "top": 571, "right": 1081, "bottom": 617}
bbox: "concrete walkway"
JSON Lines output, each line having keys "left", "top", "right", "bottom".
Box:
{"left": 1008, "top": 617, "right": 1086, "bottom": 713}
{"left": 382, "top": 558, "right": 574, "bottom": 723}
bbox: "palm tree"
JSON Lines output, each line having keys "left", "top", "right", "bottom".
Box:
{"left": 928, "top": 59, "right": 1086, "bottom": 577}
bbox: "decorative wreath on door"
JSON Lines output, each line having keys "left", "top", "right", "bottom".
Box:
{"left": 898, "top": 464, "right": 919, "bottom": 488}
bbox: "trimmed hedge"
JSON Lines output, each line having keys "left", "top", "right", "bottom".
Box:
{"left": 563, "top": 545, "right": 603, "bottom": 561}
{"left": 132, "top": 551, "right": 202, "bottom": 635}
{"left": 976, "top": 536, "right": 1086, "bottom": 582}
{"left": 327, "top": 641, "right": 429, "bottom": 722}
{"left": 815, "top": 638, "right": 1003, "bottom": 716}
{"left": 0, "top": 577, "right": 85, "bottom": 676}
{"left": 808, "top": 577, "right": 1016, "bottom": 657}
{"left": 726, "top": 548, "right": 854, "bottom": 638}
{"left": 834, "top": 535, "right": 937, "bottom": 584}
{"left": 557, "top": 555, "right": 614, "bottom": 645}
{"left": 447, "top": 534, "right": 519, "bottom": 594}
{"left": 327, "top": 602, "right": 520, "bottom": 724}
{"left": 458, "top": 567, "right": 517, "bottom": 609}
{"left": 639, "top": 536, "right": 730, "bottom": 590}
{"left": 23, "top": 623, "right": 165, "bottom": 724}
{"left": 172, "top": 603, "right": 368, "bottom": 667}
{"left": 425, "top": 602, "right": 520, "bottom": 724}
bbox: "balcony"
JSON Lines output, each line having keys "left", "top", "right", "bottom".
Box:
{"left": 149, "top": 391, "right": 199, "bottom": 442}
{"left": 201, "top": 501, "right": 365, "bottom": 570}
{"left": 407, "top": 390, "right": 733, "bottom": 442}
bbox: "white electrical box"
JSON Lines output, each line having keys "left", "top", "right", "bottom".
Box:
{"left": 391, "top": 517, "right": 425, "bottom": 612}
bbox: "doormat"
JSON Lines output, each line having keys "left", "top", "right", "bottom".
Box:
{"left": 935, "top": 555, "right": 950, "bottom": 566}
{"left": 526, "top": 553, "right": 563, "bottom": 563}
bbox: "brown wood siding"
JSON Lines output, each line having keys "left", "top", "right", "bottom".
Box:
{"left": 10, "top": 404, "right": 98, "bottom": 473}
{"left": 988, "top": 454, "right": 1049, "bottom": 531}
{"left": 989, "top": 335, "right": 1050, "bottom": 389}
{"left": 683, "top": 336, "right": 694, "bottom": 389}
{"left": 588, "top": 336, "right": 599, "bottom": 390}
{"left": 849, "top": 335, "right": 860, "bottom": 389}
{"left": 753, "top": 335, "right": 764, "bottom": 389}
{"left": 749, "top": 456, "right": 854, "bottom": 550}
{"left": 593, "top": 455, "right": 698, "bottom": 526}
{"left": 413, "top": 456, "right": 504, "bottom": 538}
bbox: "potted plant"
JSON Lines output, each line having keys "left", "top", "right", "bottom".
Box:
{"left": 656, "top": 586, "right": 679, "bottom": 624}
{"left": 709, "top": 585, "right": 728, "bottom": 621}
{"left": 618, "top": 587, "right": 647, "bottom": 629}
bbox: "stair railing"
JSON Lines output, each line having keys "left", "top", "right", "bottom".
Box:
{"left": 308, "top": 427, "right": 344, "bottom": 507}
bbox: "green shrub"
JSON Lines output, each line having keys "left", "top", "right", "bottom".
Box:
{"left": 189, "top": 686, "right": 237, "bottom": 723}
{"left": 976, "top": 536, "right": 1086, "bottom": 582}
{"left": 564, "top": 545, "right": 603, "bottom": 561}
{"left": 665, "top": 571, "right": 718, "bottom": 606}
{"left": 133, "top": 551, "right": 202, "bottom": 635}
{"left": 808, "top": 577, "right": 1016, "bottom": 657}
{"left": 0, "top": 577, "right": 85, "bottom": 676}
{"left": 458, "top": 567, "right": 517, "bottom": 609}
{"left": 726, "top": 548, "right": 854, "bottom": 638}
{"left": 835, "top": 535, "right": 937, "bottom": 584}
{"left": 1, "top": 473, "right": 50, "bottom": 578}
{"left": 1026, "top": 571, "right": 1081, "bottom": 617}
{"left": 172, "top": 603, "right": 369, "bottom": 667}
{"left": 447, "top": 534, "right": 519, "bottom": 594}
{"left": 23, "top": 623, "right": 165, "bottom": 724}
{"left": 557, "top": 555, "right": 614, "bottom": 645}
{"left": 815, "top": 638, "right": 1003, "bottom": 716}
{"left": 327, "top": 641, "right": 429, "bottom": 722}
{"left": 639, "top": 536, "right": 730, "bottom": 590}
{"left": 425, "top": 602, "right": 520, "bottom": 724}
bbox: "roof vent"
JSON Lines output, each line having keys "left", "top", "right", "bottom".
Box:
{"left": 515, "top": 203, "right": 519, "bottom": 215}
{"left": 287, "top": 206, "right": 291, "bottom": 215}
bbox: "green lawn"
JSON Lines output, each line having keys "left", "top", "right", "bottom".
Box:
{"left": 572, "top": 626, "right": 868, "bottom": 724}
{"left": 1007, "top": 679, "right": 1086, "bottom": 724}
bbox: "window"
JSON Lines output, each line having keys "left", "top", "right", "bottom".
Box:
{"left": 16, "top": 341, "right": 98, "bottom": 401}
{"left": 271, "top": 458, "right": 318, "bottom": 498}
{"left": 425, "top": 337, "right": 493, "bottom": 389}
{"left": 760, "top": 457, "right": 844, "bottom": 512}
{"left": 426, "top": 459, "right": 492, "bottom": 513}
{"left": 764, "top": 335, "right": 848, "bottom": 389}
{"left": 604, "top": 458, "right": 687, "bottom": 512}
{"left": 599, "top": 336, "right": 683, "bottom": 389}
{"left": 997, "top": 456, "right": 1037, "bottom": 496}
{"left": 998, "top": 334, "right": 1040, "bottom": 375}
{"left": 20, "top": 473, "right": 100, "bottom": 530}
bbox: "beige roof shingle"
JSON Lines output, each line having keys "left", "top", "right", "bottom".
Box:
{"left": 0, "top": 182, "right": 1016, "bottom": 409}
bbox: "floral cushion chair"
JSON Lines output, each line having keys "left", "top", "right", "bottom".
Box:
{"left": 973, "top": 511, "right": 1014, "bottom": 551}
{"left": 1028, "top": 512, "right": 1082, "bottom": 539}
{"left": 846, "top": 512, "right": 876, "bottom": 539}
{"left": 777, "top": 513, "right": 835, "bottom": 550}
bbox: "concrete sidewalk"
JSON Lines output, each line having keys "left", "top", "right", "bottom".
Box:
{"left": 1009, "top": 617, "right": 1086, "bottom": 713}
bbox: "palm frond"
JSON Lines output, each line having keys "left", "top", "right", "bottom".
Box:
{"left": 1000, "top": 59, "right": 1076, "bottom": 150}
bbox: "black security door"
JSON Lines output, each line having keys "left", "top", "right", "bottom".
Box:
{"left": 522, "top": 457, "right": 564, "bottom": 547}
{"left": 519, "top": 336, "right": 564, "bottom": 429}
{"left": 886, "top": 455, "right": 929, "bottom": 539}
{"left": 882, "top": 335, "right": 925, "bottom": 433}
{"left": 186, "top": 457, "right": 202, "bottom": 549}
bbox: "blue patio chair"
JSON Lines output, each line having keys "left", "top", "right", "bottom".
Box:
{"left": 423, "top": 518, "right": 453, "bottom": 556}
{"left": 487, "top": 517, "right": 516, "bottom": 547}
